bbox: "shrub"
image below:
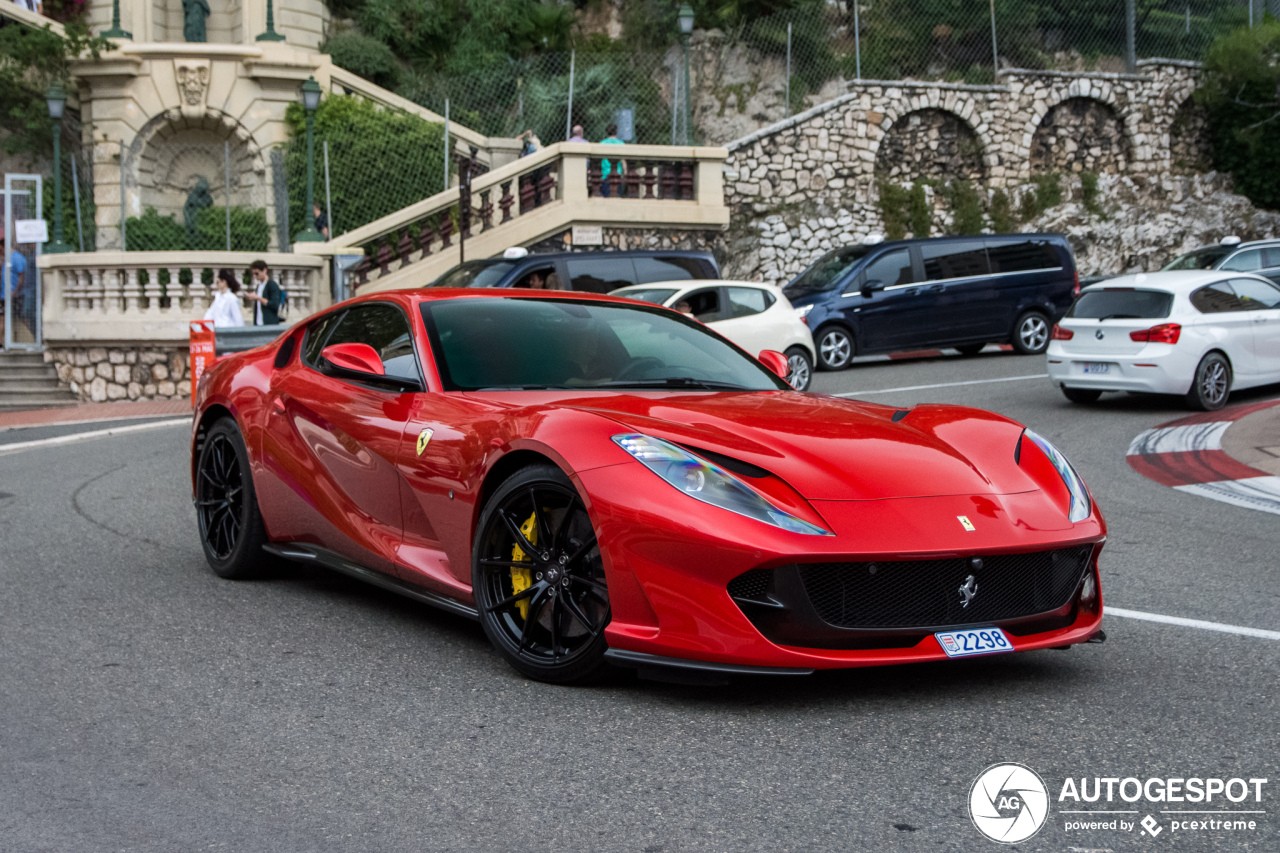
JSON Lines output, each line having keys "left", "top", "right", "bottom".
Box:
{"left": 1197, "top": 19, "right": 1280, "bottom": 210}
{"left": 909, "top": 180, "right": 931, "bottom": 238}
{"left": 125, "top": 207, "right": 186, "bottom": 251}
{"left": 323, "top": 30, "right": 401, "bottom": 91}
{"left": 989, "top": 189, "right": 1014, "bottom": 233}
{"left": 192, "top": 207, "right": 271, "bottom": 252}
{"left": 948, "top": 179, "right": 984, "bottom": 235}
{"left": 1081, "top": 171, "right": 1102, "bottom": 216}
{"left": 877, "top": 181, "right": 911, "bottom": 240}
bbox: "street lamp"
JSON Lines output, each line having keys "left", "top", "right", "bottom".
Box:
{"left": 256, "top": 0, "right": 285, "bottom": 42}
{"left": 45, "top": 84, "right": 72, "bottom": 254}
{"left": 102, "top": 0, "right": 131, "bottom": 39}
{"left": 678, "top": 4, "right": 694, "bottom": 145}
{"left": 295, "top": 77, "right": 324, "bottom": 243}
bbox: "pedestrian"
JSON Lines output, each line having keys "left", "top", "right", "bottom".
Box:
{"left": 1, "top": 230, "right": 26, "bottom": 344}
{"left": 600, "top": 123, "right": 625, "bottom": 197}
{"left": 567, "top": 124, "right": 587, "bottom": 143}
{"left": 313, "top": 203, "right": 329, "bottom": 240}
{"left": 519, "top": 129, "right": 542, "bottom": 157}
{"left": 204, "top": 268, "right": 245, "bottom": 328}
{"left": 244, "top": 259, "right": 283, "bottom": 325}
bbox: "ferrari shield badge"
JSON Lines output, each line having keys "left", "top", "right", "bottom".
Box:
{"left": 416, "top": 428, "right": 434, "bottom": 456}
{"left": 957, "top": 515, "right": 976, "bottom": 532}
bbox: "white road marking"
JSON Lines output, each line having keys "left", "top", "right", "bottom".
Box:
{"left": 833, "top": 373, "right": 1049, "bottom": 397}
{"left": 1125, "top": 422, "right": 1230, "bottom": 457}
{"left": 0, "top": 418, "right": 190, "bottom": 456}
{"left": 1173, "top": 476, "right": 1280, "bottom": 516}
{"left": 1107, "top": 606, "right": 1280, "bottom": 641}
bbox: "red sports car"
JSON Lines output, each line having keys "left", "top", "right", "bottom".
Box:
{"left": 192, "top": 288, "right": 1105, "bottom": 683}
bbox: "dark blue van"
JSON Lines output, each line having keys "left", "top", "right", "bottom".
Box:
{"left": 783, "top": 234, "right": 1079, "bottom": 370}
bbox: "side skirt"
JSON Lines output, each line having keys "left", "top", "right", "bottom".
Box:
{"left": 262, "top": 542, "right": 480, "bottom": 621}
{"left": 604, "top": 648, "right": 814, "bottom": 684}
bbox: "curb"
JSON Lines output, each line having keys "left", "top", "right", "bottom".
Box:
{"left": 1126, "top": 399, "right": 1280, "bottom": 516}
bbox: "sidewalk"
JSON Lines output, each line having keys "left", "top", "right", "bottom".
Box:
{"left": 0, "top": 399, "right": 192, "bottom": 431}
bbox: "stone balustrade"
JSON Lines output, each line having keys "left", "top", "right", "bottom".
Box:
{"left": 38, "top": 251, "right": 329, "bottom": 343}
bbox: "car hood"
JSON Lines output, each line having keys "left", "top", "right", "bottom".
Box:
{"left": 468, "top": 390, "right": 1034, "bottom": 500}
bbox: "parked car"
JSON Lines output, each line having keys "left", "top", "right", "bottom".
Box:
{"left": 1047, "top": 270, "right": 1280, "bottom": 410}
{"left": 429, "top": 250, "right": 720, "bottom": 293}
{"left": 610, "top": 280, "right": 817, "bottom": 390}
{"left": 1163, "top": 237, "right": 1280, "bottom": 286}
{"left": 783, "top": 234, "right": 1079, "bottom": 370}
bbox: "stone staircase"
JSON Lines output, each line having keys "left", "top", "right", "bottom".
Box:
{"left": 0, "top": 351, "right": 77, "bottom": 412}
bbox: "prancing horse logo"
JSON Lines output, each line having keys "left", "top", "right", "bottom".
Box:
{"left": 416, "top": 428, "right": 434, "bottom": 456}
{"left": 958, "top": 574, "right": 979, "bottom": 608}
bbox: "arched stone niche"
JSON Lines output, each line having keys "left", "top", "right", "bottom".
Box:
{"left": 874, "top": 108, "right": 986, "bottom": 183}
{"left": 1168, "top": 96, "right": 1213, "bottom": 174}
{"left": 1030, "top": 97, "right": 1130, "bottom": 174}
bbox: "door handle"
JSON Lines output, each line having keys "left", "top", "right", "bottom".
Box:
{"left": 927, "top": 284, "right": 944, "bottom": 293}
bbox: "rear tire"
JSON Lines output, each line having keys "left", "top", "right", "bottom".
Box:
{"left": 784, "top": 346, "right": 813, "bottom": 391}
{"left": 816, "top": 326, "right": 854, "bottom": 371}
{"left": 1185, "top": 352, "right": 1231, "bottom": 411}
{"left": 472, "top": 464, "right": 610, "bottom": 684}
{"left": 1061, "top": 387, "right": 1103, "bottom": 404}
{"left": 195, "top": 418, "right": 271, "bottom": 579}
{"left": 1011, "top": 311, "right": 1051, "bottom": 354}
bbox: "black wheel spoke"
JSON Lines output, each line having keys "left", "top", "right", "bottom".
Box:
{"left": 500, "top": 509, "right": 541, "bottom": 558}
{"left": 485, "top": 582, "right": 541, "bottom": 614}
{"left": 518, "top": 587, "right": 548, "bottom": 653}
{"left": 549, "top": 594, "right": 562, "bottom": 658}
{"left": 551, "top": 497, "right": 580, "bottom": 551}
{"left": 480, "top": 557, "right": 538, "bottom": 570}
{"left": 567, "top": 574, "right": 607, "bottom": 594}
{"left": 564, "top": 535, "right": 597, "bottom": 568}
{"left": 529, "top": 487, "right": 554, "bottom": 551}
{"left": 561, "top": 592, "right": 600, "bottom": 639}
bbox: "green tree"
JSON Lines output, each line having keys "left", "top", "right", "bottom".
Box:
{"left": 283, "top": 95, "right": 446, "bottom": 239}
{"left": 1197, "top": 19, "right": 1280, "bottom": 210}
{"left": 323, "top": 30, "right": 401, "bottom": 90}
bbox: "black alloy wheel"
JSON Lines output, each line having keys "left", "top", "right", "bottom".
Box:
{"left": 1186, "top": 352, "right": 1231, "bottom": 411}
{"left": 1011, "top": 310, "right": 1051, "bottom": 354}
{"left": 816, "top": 326, "right": 854, "bottom": 371}
{"left": 472, "top": 464, "right": 610, "bottom": 683}
{"left": 195, "top": 419, "right": 270, "bottom": 579}
{"left": 784, "top": 346, "right": 813, "bottom": 391}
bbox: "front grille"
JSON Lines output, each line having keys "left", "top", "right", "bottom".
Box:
{"left": 727, "top": 568, "right": 771, "bottom": 602}
{"left": 799, "top": 546, "right": 1093, "bottom": 630}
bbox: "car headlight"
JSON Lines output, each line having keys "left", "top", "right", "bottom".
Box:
{"left": 795, "top": 304, "right": 815, "bottom": 319}
{"left": 612, "top": 433, "right": 831, "bottom": 535}
{"left": 1022, "top": 428, "right": 1092, "bottom": 522}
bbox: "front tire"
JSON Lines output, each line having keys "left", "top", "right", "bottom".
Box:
{"left": 1185, "top": 352, "right": 1231, "bottom": 411}
{"left": 1011, "top": 311, "right": 1051, "bottom": 354}
{"left": 784, "top": 346, "right": 813, "bottom": 391}
{"left": 1062, "top": 386, "right": 1103, "bottom": 404}
{"left": 816, "top": 326, "right": 854, "bottom": 371}
{"left": 472, "top": 464, "right": 610, "bottom": 683}
{"left": 195, "top": 418, "right": 271, "bottom": 579}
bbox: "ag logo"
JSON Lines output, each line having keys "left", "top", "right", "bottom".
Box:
{"left": 969, "top": 763, "right": 1049, "bottom": 844}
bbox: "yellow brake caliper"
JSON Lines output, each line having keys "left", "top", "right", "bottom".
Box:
{"left": 509, "top": 513, "right": 538, "bottom": 620}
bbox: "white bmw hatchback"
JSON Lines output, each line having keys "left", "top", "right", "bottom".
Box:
{"left": 610, "top": 280, "right": 818, "bottom": 391}
{"left": 1047, "top": 271, "right": 1280, "bottom": 410}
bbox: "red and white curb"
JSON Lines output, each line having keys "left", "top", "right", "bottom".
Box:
{"left": 848, "top": 344, "right": 1013, "bottom": 365}
{"left": 1126, "top": 400, "right": 1280, "bottom": 516}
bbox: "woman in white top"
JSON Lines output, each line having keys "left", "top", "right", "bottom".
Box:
{"left": 204, "top": 268, "right": 245, "bottom": 328}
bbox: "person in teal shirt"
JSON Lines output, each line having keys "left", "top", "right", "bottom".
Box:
{"left": 600, "top": 123, "right": 625, "bottom": 197}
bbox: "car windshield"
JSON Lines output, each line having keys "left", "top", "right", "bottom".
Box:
{"left": 783, "top": 245, "right": 873, "bottom": 297}
{"left": 1162, "top": 246, "right": 1233, "bottom": 271}
{"left": 1068, "top": 289, "right": 1174, "bottom": 319}
{"left": 610, "top": 287, "right": 680, "bottom": 305}
{"left": 421, "top": 297, "right": 790, "bottom": 392}
{"left": 431, "top": 260, "right": 517, "bottom": 288}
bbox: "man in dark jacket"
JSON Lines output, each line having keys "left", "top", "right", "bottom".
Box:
{"left": 245, "top": 259, "right": 283, "bottom": 325}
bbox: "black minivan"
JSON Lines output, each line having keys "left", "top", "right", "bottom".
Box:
{"left": 784, "top": 234, "right": 1079, "bottom": 370}
{"left": 430, "top": 250, "right": 719, "bottom": 293}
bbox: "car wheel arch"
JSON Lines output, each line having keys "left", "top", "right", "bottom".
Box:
{"left": 474, "top": 449, "right": 568, "bottom": 535}
{"left": 193, "top": 403, "right": 238, "bottom": 486}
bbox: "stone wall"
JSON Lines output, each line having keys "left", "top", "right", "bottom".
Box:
{"left": 46, "top": 346, "right": 190, "bottom": 402}
{"left": 526, "top": 227, "right": 722, "bottom": 257}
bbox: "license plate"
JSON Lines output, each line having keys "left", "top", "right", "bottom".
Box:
{"left": 1082, "top": 362, "right": 1111, "bottom": 374}
{"left": 935, "top": 627, "right": 1014, "bottom": 658}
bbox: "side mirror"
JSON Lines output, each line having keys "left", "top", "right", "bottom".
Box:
{"left": 322, "top": 343, "right": 385, "bottom": 376}
{"left": 861, "top": 279, "right": 885, "bottom": 293}
{"left": 758, "top": 350, "right": 790, "bottom": 380}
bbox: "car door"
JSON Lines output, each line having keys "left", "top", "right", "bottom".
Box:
{"left": 566, "top": 256, "right": 638, "bottom": 293}
{"left": 261, "top": 302, "right": 422, "bottom": 575}
{"left": 920, "top": 239, "right": 994, "bottom": 342}
{"left": 846, "top": 247, "right": 927, "bottom": 353}
{"left": 709, "top": 286, "right": 778, "bottom": 354}
{"left": 1230, "top": 277, "right": 1280, "bottom": 378}
{"left": 1260, "top": 247, "right": 1280, "bottom": 287}
{"left": 1188, "top": 281, "right": 1259, "bottom": 377}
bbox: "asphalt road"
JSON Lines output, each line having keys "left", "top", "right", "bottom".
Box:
{"left": 1, "top": 351, "right": 1277, "bottom": 852}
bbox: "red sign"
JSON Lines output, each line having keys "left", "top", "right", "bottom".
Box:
{"left": 189, "top": 320, "right": 216, "bottom": 407}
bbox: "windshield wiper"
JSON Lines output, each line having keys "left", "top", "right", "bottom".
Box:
{"left": 593, "top": 378, "right": 752, "bottom": 391}
{"left": 1097, "top": 313, "right": 1141, "bottom": 320}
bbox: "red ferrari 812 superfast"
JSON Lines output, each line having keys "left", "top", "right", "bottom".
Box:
{"left": 192, "top": 288, "right": 1105, "bottom": 683}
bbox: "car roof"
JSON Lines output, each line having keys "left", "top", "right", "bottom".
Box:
{"left": 613, "top": 279, "right": 777, "bottom": 292}
{"left": 1183, "top": 238, "right": 1280, "bottom": 254}
{"left": 823, "top": 232, "right": 1068, "bottom": 254}
{"left": 1080, "top": 270, "right": 1275, "bottom": 295}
